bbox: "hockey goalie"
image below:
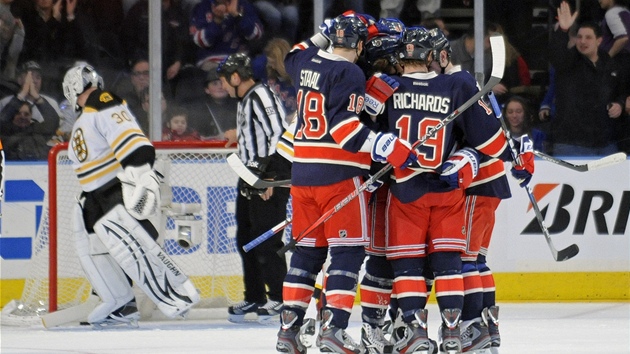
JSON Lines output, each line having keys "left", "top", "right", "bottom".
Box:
{"left": 61, "top": 64, "right": 200, "bottom": 327}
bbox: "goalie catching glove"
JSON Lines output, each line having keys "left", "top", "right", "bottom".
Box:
{"left": 371, "top": 132, "right": 417, "bottom": 169}
{"left": 117, "top": 163, "right": 161, "bottom": 220}
{"left": 439, "top": 147, "right": 479, "bottom": 189}
{"left": 364, "top": 73, "right": 399, "bottom": 116}
{"left": 510, "top": 135, "right": 535, "bottom": 187}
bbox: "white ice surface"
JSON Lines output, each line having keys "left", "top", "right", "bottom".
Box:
{"left": 2, "top": 302, "right": 629, "bottom": 354}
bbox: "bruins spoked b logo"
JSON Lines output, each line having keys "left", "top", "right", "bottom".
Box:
{"left": 72, "top": 128, "right": 88, "bottom": 162}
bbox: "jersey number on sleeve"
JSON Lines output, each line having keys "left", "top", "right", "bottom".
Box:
{"left": 294, "top": 89, "right": 364, "bottom": 140}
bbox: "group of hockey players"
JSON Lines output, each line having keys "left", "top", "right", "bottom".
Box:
{"left": 57, "top": 7, "right": 535, "bottom": 354}
{"left": 267, "top": 10, "right": 534, "bottom": 354}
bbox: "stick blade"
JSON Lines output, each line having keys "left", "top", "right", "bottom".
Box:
{"left": 587, "top": 152, "right": 627, "bottom": 171}
{"left": 41, "top": 295, "right": 100, "bottom": 328}
{"left": 489, "top": 35, "right": 506, "bottom": 80}
{"left": 555, "top": 244, "right": 580, "bottom": 262}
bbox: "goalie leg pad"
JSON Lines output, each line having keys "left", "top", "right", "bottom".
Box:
{"left": 74, "top": 202, "right": 134, "bottom": 323}
{"left": 93, "top": 205, "right": 200, "bottom": 318}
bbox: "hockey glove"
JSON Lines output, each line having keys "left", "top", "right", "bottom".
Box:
{"left": 371, "top": 132, "right": 417, "bottom": 169}
{"left": 117, "top": 164, "right": 161, "bottom": 220}
{"left": 311, "top": 18, "right": 335, "bottom": 48}
{"left": 439, "top": 147, "right": 480, "bottom": 189}
{"left": 510, "top": 135, "right": 535, "bottom": 187}
{"left": 365, "top": 73, "right": 399, "bottom": 116}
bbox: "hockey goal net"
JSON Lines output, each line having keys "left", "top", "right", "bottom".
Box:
{"left": 5, "top": 141, "right": 262, "bottom": 321}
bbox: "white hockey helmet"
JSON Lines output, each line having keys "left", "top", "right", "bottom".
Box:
{"left": 62, "top": 64, "right": 104, "bottom": 111}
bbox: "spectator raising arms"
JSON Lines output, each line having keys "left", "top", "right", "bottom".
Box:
{"left": 549, "top": 1, "right": 626, "bottom": 156}
{"left": 190, "top": 0, "right": 263, "bottom": 72}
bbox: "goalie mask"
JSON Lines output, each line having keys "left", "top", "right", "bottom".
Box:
{"left": 217, "top": 53, "right": 253, "bottom": 81}
{"left": 398, "top": 26, "right": 433, "bottom": 62}
{"left": 62, "top": 64, "right": 104, "bottom": 112}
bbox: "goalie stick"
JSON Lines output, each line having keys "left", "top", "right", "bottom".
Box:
{"left": 533, "top": 150, "right": 626, "bottom": 172}
{"left": 41, "top": 294, "right": 100, "bottom": 328}
{"left": 488, "top": 91, "right": 579, "bottom": 262}
{"left": 269, "top": 35, "right": 507, "bottom": 255}
{"left": 226, "top": 153, "right": 291, "bottom": 188}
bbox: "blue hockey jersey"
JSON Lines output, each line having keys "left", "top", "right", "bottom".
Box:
{"left": 386, "top": 71, "right": 511, "bottom": 203}
{"left": 284, "top": 41, "right": 373, "bottom": 186}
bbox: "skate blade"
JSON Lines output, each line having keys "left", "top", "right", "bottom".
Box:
{"left": 257, "top": 314, "right": 280, "bottom": 325}
{"left": 465, "top": 349, "right": 494, "bottom": 354}
{"left": 89, "top": 318, "right": 139, "bottom": 329}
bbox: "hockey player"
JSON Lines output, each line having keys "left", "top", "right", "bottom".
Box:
{"left": 357, "top": 17, "right": 406, "bottom": 354}
{"left": 62, "top": 64, "right": 200, "bottom": 327}
{"left": 381, "top": 27, "right": 532, "bottom": 353}
{"left": 216, "top": 52, "right": 291, "bottom": 324}
{"left": 276, "top": 12, "right": 417, "bottom": 354}
{"left": 429, "top": 27, "right": 528, "bottom": 352}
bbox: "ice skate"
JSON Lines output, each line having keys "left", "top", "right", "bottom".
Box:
{"left": 483, "top": 306, "right": 500, "bottom": 349}
{"left": 317, "top": 309, "right": 362, "bottom": 353}
{"left": 276, "top": 310, "right": 307, "bottom": 354}
{"left": 257, "top": 300, "right": 283, "bottom": 324}
{"left": 361, "top": 322, "right": 393, "bottom": 354}
{"left": 89, "top": 300, "right": 140, "bottom": 329}
{"left": 438, "top": 308, "right": 462, "bottom": 354}
{"left": 299, "top": 317, "right": 317, "bottom": 347}
{"left": 460, "top": 318, "right": 491, "bottom": 353}
{"left": 227, "top": 300, "right": 262, "bottom": 323}
{"left": 392, "top": 309, "right": 437, "bottom": 354}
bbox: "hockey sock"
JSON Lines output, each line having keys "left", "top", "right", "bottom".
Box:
{"left": 461, "top": 261, "right": 483, "bottom": 321}
{"left": 477, "top": 255, "right": 496, "bottom": 309}
{"left": 390, "top": 257, "right": 427, "bottom": 324}
{"left": 360, "top": 255, "right": 394, "bottom": 326}
{"left": 430, "top": 251, "right": 464, "bottom": 312}
{"left": 283, "top": 246, "right": 328, "bottom": 324}
{"left": 325, "top": 246, "right": 365, "bottom": 329}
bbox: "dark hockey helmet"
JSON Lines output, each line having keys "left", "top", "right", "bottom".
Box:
{"left": 398, "top": 26, "right": 432, "bottom": 61}
{"left": 329, "top": 14, "right": 369, "bottom": 49}
{"left": 365, "top": 34, "right": 403, "bottom": 66}
{"left": 374, "top": 18, "right": 405, "bottom": 37}
{"left": 216, "top": 53, "right": 253, "bottom": 80}
{"left": 428, "top": 27, "right": 451, "bottom": 58}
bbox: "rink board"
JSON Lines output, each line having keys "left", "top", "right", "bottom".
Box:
{"left": 1, "top": 157, "right": 629, "bottom": 306}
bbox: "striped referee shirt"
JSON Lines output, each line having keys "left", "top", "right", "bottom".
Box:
{"left": 237, "top": 82, "right": 286, "bottom": 164}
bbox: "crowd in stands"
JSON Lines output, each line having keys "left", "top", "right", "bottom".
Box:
{"left": 0, "top": 0, "right": 628, "bottom": 159}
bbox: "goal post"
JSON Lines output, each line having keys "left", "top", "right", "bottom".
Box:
{"left": 6, "top": 140, "right": 278, "bottom": 321}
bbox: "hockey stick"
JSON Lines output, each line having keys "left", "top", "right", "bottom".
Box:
{"left": 227, "top": 153, "right": 291, "bottom": 188}
{"left": 41, "top": 294, "right": 100, "bottom": 328}
{"left": 271, "top": 35, "right": 507, "bottom": 256}
{"left": 533, "top": 150, "right": 626, "bottom": 172}
{"left": 488, "top": 92, "right": 579, "bottom": 262}
{"left": 242, "top": 217, "right": 291, "bottom": 252}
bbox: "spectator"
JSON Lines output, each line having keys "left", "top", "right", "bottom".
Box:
{"left": 138, "top": 87, "right": 169, "bottom": 135}
{"left": 0, "top": 0, "right": 24, "bottom": 82}
{"left": 114, "top": 58, "right": 150, "bottom": 131}
{"left": 252, "top": 38, "right": 296, "bottom": 123}
{"left": 15, "top": 0, "right": 86, "bottom": 95}
{"left": 161, "top": 105, "right": 201, "bottom": 141}
{"left": 252, "top": 0, "right": 299, "bottom": 44}
{"left": 0, "top": 61, "right": 62, "bottom": 128}
{"left": 449, "top": 22, "right": 493, "bottom": 82}
{"left": 599, "top": 0, "right": 630, "bottom": 62}
{"left": 503, "top": 95, "right": 548, "bottom": 152}
{"left": 0, "top": 100, "right": 57, "bottom": 160}
{"left": 187, "top": 69, "right": 238, "bottom": 139}
{"left": 190, "top": 0, "right": 263, "bottom": 72}
{"left": 548, "top": 2, "right": 626, "bottom": 156}
{"left": 121, "top": 0, "right": 191, "bottom": 96}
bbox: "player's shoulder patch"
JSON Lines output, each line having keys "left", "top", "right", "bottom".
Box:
{"left": 84, "top": 89, "right": 125, "bottom": 111}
